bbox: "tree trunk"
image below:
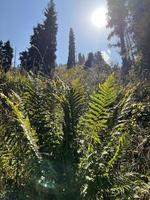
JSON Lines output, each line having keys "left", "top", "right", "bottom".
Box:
{"left": 120, "top": 31, "right": 130, "bottom": 78}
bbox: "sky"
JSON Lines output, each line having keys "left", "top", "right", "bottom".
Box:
{"left": 0, "top": 0, "right": 121, "bottom": 65}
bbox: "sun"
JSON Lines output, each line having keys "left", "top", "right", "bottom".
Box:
{"left": 91, "top": 7, "right": 107, "bottom": 28}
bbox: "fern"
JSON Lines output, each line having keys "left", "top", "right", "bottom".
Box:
{"left": 0, "top": 92, "right": 41, "bottom": 160}
{"left": 0, "top": 70, "right": 149, "bottom": 199}
{"left": 81, "top": 73, "right": 118, "bottom": 144}
{"left": 20, "top": 74, "right": 62, "bottom": 158}
{"left": 56, "top": 85, "right": 84, "bottom": 199}
{"left": 79, "top": 78, "right": 141, "bottom": 200}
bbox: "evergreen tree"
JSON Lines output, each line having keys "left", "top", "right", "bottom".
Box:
{"left": 107, "top": 0, "right": 131, "bottom": 77}
{"left": 85, "top": 52, "right": 94, "bottom": 68}
{"left": 67, "top": 28, "right": 76, "bottom": 69}
{"left": 20, "top": 50, "right": 30, "bottom": 71}
{"left": 20, "top": 0, "right": 57, "bottom": 76}
{"left": 82, "top": 54, "right": 85, "bottom": 64}
{"left": 94, "top": 51, "right": 104, "bottom": 65}
{"left": 29, "top": 24, "right": 44, "bottom": 73}
{"left": 78, "top": 53, "right": 85, "bottom": 65}
{"left": 128, "top": 0, "right": 150, "bottom": 78}
{"left": 42, "top": 0, "right": 58, "bottom": 75}
{"left": 78, "top": 53, "right": 82, "bottom": 65}
{"left": 0, "top": 40, "right": 3, "bottom": 66}
{"left": 2, "top": 41, "right": 13, "bottom": 72}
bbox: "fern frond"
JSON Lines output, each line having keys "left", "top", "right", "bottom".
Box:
{"left": 81, "top": 73, "right": 118, "bottom": 143}
{"left": 106, "top": 132, "right": 128, "bottom": 174}
{"left": 0, "top": 92, "right": 41, "bottom": 160}
{"left": 104, "top": 86, "right": 137, "bottom": 173}
{"left": 61, "top": 87, "right": 84, "bottom": 162}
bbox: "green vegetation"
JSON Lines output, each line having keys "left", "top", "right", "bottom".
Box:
{"left": 0, "top": 40, "right": 13, "bottom": 73}
{"left": 0, "top": 68, "right": 149, "bottom": 199}
{"left": 0, "top": 0, "right": 150, "bottom": 199}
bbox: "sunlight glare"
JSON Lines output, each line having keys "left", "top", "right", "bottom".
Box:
{"left": 91, "top": 7, "right": 107, "bottom": 28}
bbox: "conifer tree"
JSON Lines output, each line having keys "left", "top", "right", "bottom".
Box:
{"left": 128, "top": 0, "right": 150, "bottom": 77}
{"left": 107, "top": 0, "right": 130, "bottom": 77}
{"left": 42, "top": 0, "right": 58, "bottom": 75}
{"left": 94, "top": 51, "right": 104, "bottom": 65}
{"left": 20, "top": 50, "right": 29, "bottom": 71}
{"left": 78, "top": 53, "right": 85, "bottom": 65}
{"left": 29, "top": 24, "right": 44, "bottom": 73}
{"left": 0, "top": 41, "right": 3, "bottom": 66}
{"left": 85, "top": 52, "right": 94, "bottom": 68}
{"left": 82, "top": 54, "right": 85, "bottom": 64}
{"left": 2, "top": 41, "right": 13, "bottom": 72}
{"left": 67, "top": 28, "right": 76, "bottom": 69}
{"left": 78, "top": 53, "right": 82, "bottom": 65}
{"left": 20, "top": 0, "right": 57, "bottom": 76}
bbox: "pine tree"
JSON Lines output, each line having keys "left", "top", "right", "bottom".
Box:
{"left": 67, "top": 28, "right": 76, "bottom": 69}
{"left": 78, "top": 53, "right": 85, "bottom": 65}
{"left": 128, "top": 0, "right": 150, "bottom": 78}
{"left": 78, "top": 53, "right": 82, "bottom": 65}
{"left": 82, "top": 54, "right": 85, "bottom": 64}
{"left": 20, "top": 50, "right": 29, "bottom": 71}
{"left": 94, "top": 51, "right": 104, "bottom": 65}
{"left": 0, "top": 40, "right": 3, "bottom": 66}
{"left": 29, "top": 24, "right": 44, "bottom": 73}
{"left": 43, "top": 0, "right": 58, "bottom": 75}
{"left": 20, "top": 0, "right": 57, "bottom": 76}
{"left": 107, "top": 0, "right": 131, "bottom": 78}
{"left": 85, "top": 52, "right": 94, "bottom": 68}
{"left": 2, "top": 41, "right": 13, "bottom": 72}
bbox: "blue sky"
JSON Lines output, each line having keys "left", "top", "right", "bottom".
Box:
{"left": 0, "top": 0, "right": 121, "bottom": 65}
